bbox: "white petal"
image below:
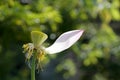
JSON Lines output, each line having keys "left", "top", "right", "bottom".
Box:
{"left": 45, "top": 30, "right": 84, "bottom": 54}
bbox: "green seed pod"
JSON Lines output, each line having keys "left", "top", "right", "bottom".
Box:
{"left": 31, "top": 31, "right": 48, "bottom": 48}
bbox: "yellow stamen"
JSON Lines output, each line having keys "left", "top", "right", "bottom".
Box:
{"left": 22, "top": 43, "right": 34, "bottom": 60}
{"left": 36, "top": 49, "right": 45, "bottom": 71}
{"left": 37, "top": 50, "right": 45, "bottom": 62}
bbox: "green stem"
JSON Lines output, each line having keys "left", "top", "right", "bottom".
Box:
{"left": 31, "top": 55, "right": 36, "bottom": 80}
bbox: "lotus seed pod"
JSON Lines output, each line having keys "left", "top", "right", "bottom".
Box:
{"left": 31, "top": 31, "right": 48, "bottom": 48}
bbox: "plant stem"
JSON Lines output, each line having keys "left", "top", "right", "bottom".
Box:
{"left": 31, "top": 55, "right": 36, "bottom": 80}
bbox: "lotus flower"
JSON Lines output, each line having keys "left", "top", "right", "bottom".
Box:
{"left": 22, "top": 30, "right": 84, "bottom": 65}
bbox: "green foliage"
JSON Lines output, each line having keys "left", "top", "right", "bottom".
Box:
{"left": 56, "top": 59, "right": 76, "bottom": 79}
{"left": 0, "top": 0, "right": 120, "bottom": 80}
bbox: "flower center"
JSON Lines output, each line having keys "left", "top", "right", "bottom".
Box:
{"left": 22, "top": 43, "right": 46, "bottom": 62}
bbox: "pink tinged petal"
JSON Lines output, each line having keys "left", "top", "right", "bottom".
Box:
{"left": 45, "top": 30, "right": 84, "bottom": 54}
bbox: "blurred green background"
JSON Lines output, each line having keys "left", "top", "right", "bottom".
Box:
{"left": 0, "top": 0, "right": 120, "bottom": 80}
